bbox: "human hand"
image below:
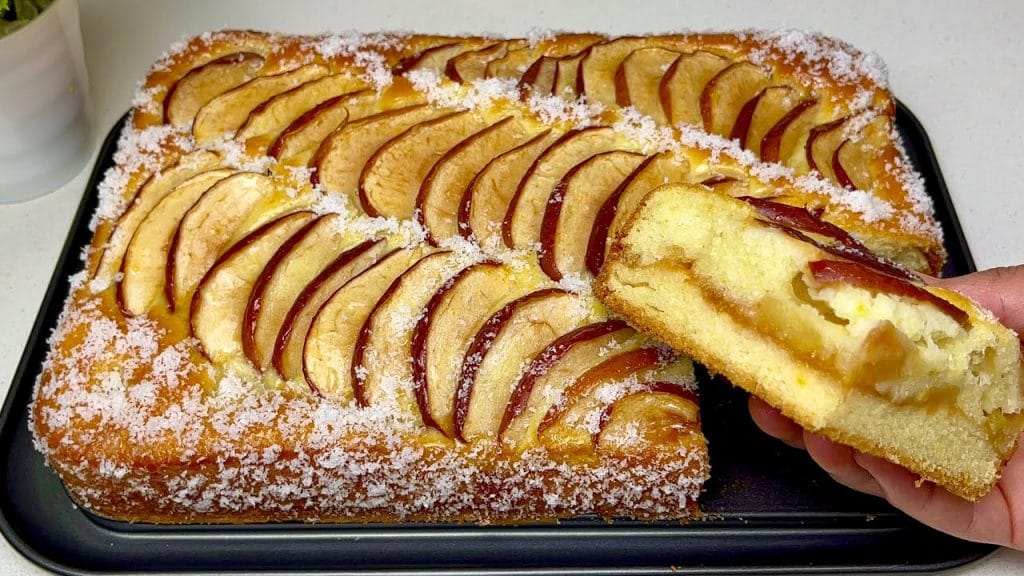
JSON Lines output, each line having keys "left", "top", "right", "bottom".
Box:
{"left": 749, "top": 265, "right": 1024, "bottom": 550}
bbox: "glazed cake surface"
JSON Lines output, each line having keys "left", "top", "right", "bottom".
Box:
{"left": 30, "top": 29, "right": 946, "bottom": 523}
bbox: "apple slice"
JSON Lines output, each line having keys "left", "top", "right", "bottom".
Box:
{"left": 192, "top": 63, "right": 330, "bottom": 145}
{"left": 166, "top": 172, "right": 277, "bottom": 311}
{"left": 235, "top": 74, "right": 368, "bottom": 146}
{"left": 539, "top": 150, "right": 647, "bottom": 280}
{"left": 759, "top": 99, "right": 819, "bottom": 166}
{"left": 745, "top": 85, "right": 806, "bottom": 158}
{"left": 351, "top": 251, "right": 465, "bottom": 411}
{"left": 518, "top": 56, "right": 558, "bottom": 95}
{"left": 833, "top": 115, "right": 891, "bottom": 191}
{"left": 303, "top": 247, "right": 427, "bottom": 400}
{"left": 808, "top": 259, "right": 969, "bottom": 326}
{"left": 446, "top": 40, "right": 524, "bottom": 83}
{"left": 273, "top": 238, "right": 385, "bottom": 381}
{"left": 359, "top": 110, "right": 492, "bottom": 219}
{"left": 94, "top": 150, "right": 223, "bottom": 287}
{"left": 586, "top": 150, "right": 691, "bottom": 274}
{"left": 190, "top": 212, "right": 314, "bottom": 363}
{"left": 536, "top": 347, "right": 673, "bottom": 454}
{"left": 503, "top": 127, "right": 621, "bottom": 249}
{"left": 418, "top": 116, "right": 534, "bottom": 241}
{"left": 453, "top": 289, "right": 599, "bottom": 442}
{"left": 660, "top": 50, "right": 730, "bottom": 126}
{"left": 577, "top": 37, "right": 686, "bottom": 108}
{"left": 117, "top": 168, "right": 234, "bottom": 316}
{"left": 269, "top": 88, "right": 379, "bottom": 163}
{"left": 411, "top": 261, "right": 535, "bottom": 436}
{"left": 595, "top": 383, "right": 700, "bottom": 452}
{"left": 164, "top": 52, "right": 265, "bottom": 126}
{"left": 243, "top": 214, "right": 361, "bottom": 370}
{"left": 700, "top": 61, "right": 771, "bottom": 137}
{"left": 459, "top": 130, "right": 558, "bottom": 246}
{"left": 484, "top": 34, "right": 604, "bottom": 79}
{"left": 614, "top": 47, "right": 679, "bottom": 123}
{"left": 552, "top": 52, "right": 586, "bottom": 100}
{"left": 805, "top": 117, "right": 848, "bottom": 181}
{"left": 498, "top": 321, "right": 638, "bottom": 449}
{"left": 395, "top": 41, "right": 494, "bottom": 74}
{"left": 311, "top": 104, "right": 443, "bottom": 200}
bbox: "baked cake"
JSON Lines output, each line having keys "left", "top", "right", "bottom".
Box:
{"left": 596, "top": 185, "right": 1023, "bottom": 500}
{"left": 30, "top": 29, "right": 953, "bottom": 522}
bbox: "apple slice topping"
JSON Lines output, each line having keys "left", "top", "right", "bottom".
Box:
{"left": 498, "top": 320, "right": 635, "bottom": 446}
{"left": 360, "top": 111, "right": 493, "bottom": 220}
{"left": 552, "top": 52, "right": 586, "bottom": 99}
{"left": 446, "top": 40, "right": 523, "bottom": 83}
{"left": 586, "top": 151, "right": 691, "bottom": 274}
{"left": 268, "top": 88, "right": 379, "bottom": 163}
{"left": 595, "top": 382, "right": 700, "bottom": 451}
{"left": 808, "top": 260, "right": 969, "bottom": 327}
{"left": 536, "top": 347, "right": 672, "bottom": 454}
{"left": 503, "top": 127, "right": 621, "bottom": 249}
{"left": 118, "top": 168, "right": 234, "bottom": 316}
{"left": 417, "top": 116, "right": 535, "bottom": 241}
{"left": 459, "top": 130, "right": 558, "bottom": 246}
{"left": 272, "top": 238, "right": 385, "bottom": 381}
{"left": 396, "top": 41, "right": 492, "bottom": 75}
{"left": 758, "top": 98, "right": 817, "bottom": 164}
{"left": 412, "top": 261, "right": 532, "bottom": 436}
{"left": 303, "top": 247, "right": 426, "bottom": 400}
{"left": 739, "top": 195, "right": 918, "bottom": 282}
{"left": 351, "top": 251, "right": 466, "bottom": 411}
{"left": 453, "top": 289, "right": 598, "bottom": 442}
{"left": 578, "top": 37, "right": 684, "bottom": 108}
{"left": 95, "top": 150, "right": 223, "bottom": 287}
{"left": 192, "top": 63, "right": 330, "bottom": 145}
{"left": 235, "top": 74, "right": 368, "bottom": 146}
{"left": 164, "top": 52, "right": 265, "bottom": 126}
{"left": 805, "top": 117, "right": 848, "bottom": 180}
{"left": 484, "top": 34, "right": 603, "bottom": 81}
{"left": 518, "top": 56, "right": 558, "bottom": 96}
{"left": 614, "top": 47, "right": 679, "bottom": 123}
{"left": 190, "top": 212, "right": 314, "bottom": 363}
{"left": 745, "top": 84, "right": 798, "bottom": 154}
{"left": 700, "top": 61, "right": 771, "bottom": 138}
{"left": 539, "top": 150, "right": 647, "bottom": 280}
{"left": 660, "top": 50, "right": 731, "bottom": 127}
{"left": 166, "top": 172, "right": 277, "bottom": 311}
{"left": 833, "top": 115, "right": 891, "bottom": 191}
{"left": 243, "top": 214, "right": 359, "bottom": 371}
{"left": 311, "top": 103, "right": 441, "bottom": 198}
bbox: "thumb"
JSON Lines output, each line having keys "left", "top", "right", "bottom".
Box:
{"left": 933, "top": 265, "right": 1024, "bottom": 333}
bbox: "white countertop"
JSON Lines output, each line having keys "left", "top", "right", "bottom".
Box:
{"left": 2, "top": 0, "right": 1022, "bottom": 573}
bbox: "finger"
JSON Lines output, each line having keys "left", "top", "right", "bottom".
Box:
{"left": 855, "top": 452, "right": 1017, "bottom": 548}
{"left": 803, "top": 433, "right": 884, "bottom": 498}
{"left": 932, "top": 265, "right": 1024, "bottom": 332}
{"left": 747, "top": 396, "right": 805, "bottom": 450}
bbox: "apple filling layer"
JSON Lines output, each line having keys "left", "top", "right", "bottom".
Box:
{"left": 596, "top": 184, "right": 1023, "bottom": 500}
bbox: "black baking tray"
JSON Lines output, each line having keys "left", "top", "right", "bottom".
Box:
{"left": 0, "top": 102, "right": 992, "bottom": 575}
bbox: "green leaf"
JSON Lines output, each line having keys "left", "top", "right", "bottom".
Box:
{"left": 14, "top": 0, "right": 39, "bottom": 20}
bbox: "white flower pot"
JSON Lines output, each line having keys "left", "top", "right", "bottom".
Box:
{"left": 0, "top": 0, "right": 92, "bottom": 203}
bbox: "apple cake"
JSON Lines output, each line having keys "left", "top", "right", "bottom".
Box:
{"left": 30, "top": 29, "right": 957, "bottom": 522}
{"left": 596, "top": 185, "right": 1023, "bottom": 501}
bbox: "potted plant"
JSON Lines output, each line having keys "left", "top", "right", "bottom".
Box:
{"left": 1, "top": 0, "right": 53, "bottom": 36}
{"left": 0, "top": 0, "right": 92, "bottom": 203}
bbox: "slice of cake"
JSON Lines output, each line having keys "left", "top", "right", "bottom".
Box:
{"left": 596, "top": 184, "right": 1023, "bottom": 500}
